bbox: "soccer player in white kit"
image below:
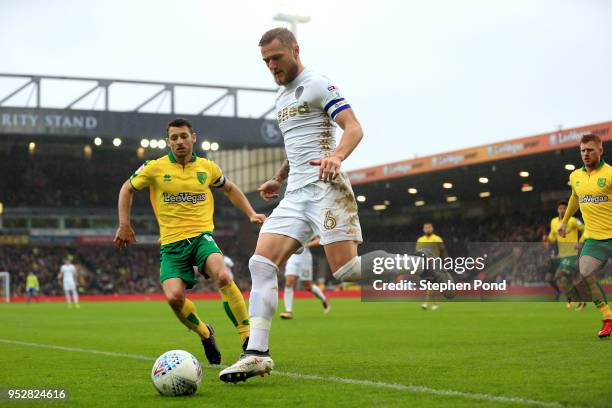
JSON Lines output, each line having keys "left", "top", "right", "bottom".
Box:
{"left": 224, "top": 255, "right": 235, "bottom": 278}
{"left": 281, "top": 236, "right": 329, "bottom": 319}
{"left": 58, "top": 257, "right": 79, "bottom": 308}
{"left": 220, "top": 28, "right": 366, "bottom": 383}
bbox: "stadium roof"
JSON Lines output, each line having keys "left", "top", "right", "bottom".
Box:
{"left": 347, "top": 121, "right": 612, "bottom": 186}
{"left": 0, "top": 73, "right": 282, "bottom": 148}
{"left": 344, "top": 120, "right": 611, "bottom": 214}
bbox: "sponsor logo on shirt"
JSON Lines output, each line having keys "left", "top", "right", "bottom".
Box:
{"left": 579, "top": 195, "right": 609, "bottom": 204}
{"left": 163, "top": 192, "right": 206, "bottom": 204}
{"left": 277, "top": 101, "right": 311, "bottom": 124}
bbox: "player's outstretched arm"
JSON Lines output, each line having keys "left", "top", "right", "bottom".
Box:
{"left": 114, "top": 180, "right": 137, "bottom": 249}
{"left": 220, "top": 179, "right": 266, "bottom": 225}
{"left": 309, "top": 109, "right": 363, "bottom": 182}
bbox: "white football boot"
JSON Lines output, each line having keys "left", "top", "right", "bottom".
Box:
{"left": 219, "top": 353, "right": 274, "bottom": 383}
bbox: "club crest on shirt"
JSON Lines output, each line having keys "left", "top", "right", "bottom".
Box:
{"left": 197, "top": 172, "right": 207, "bottom": 184}
{"left": 295, "top": 86, "right": 304, "bottom": 99}
{"left": 597, "top": 178, "right": 606, "bottom": 188}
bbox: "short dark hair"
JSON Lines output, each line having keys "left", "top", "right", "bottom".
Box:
{"left": 166, "top": 118, "right": 194, "bottom": 135}
{"left": 423, "top": 222, "right": 433, "bottom": 226}
{"left": 557, "top": 200, "right": 568, "bottom": 207}
{"left": 259, "top": 27, "right": 297, "bottom": 48}
{"left": 580, "top": 133, "right": 601, "bottom": 145}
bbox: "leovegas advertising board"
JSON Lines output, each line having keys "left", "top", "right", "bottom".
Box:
{"left": 348, "top": 121, "right": 612, "bottom": 185}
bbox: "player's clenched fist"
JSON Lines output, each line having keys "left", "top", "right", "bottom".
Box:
{"left": 557, "top": 222, "right": 567, "bottom": 238}
{"left": 250, "top": 213, "right": 267, "bottom": 225}
{"left": 114, "top": 224, "right": 136, "bottom": 249}
{"left": 258, "top": 179, "right": 281, "bottom": 201}
{"left": 310, "top": 154, "right": 342, "bottom": 183}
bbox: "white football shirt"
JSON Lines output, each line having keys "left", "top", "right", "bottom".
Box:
{"left": 275, "top": 68, "right": 351, "bottom": 191}
{"left": 60, "top": 264, "right": 77, "bottom": 286}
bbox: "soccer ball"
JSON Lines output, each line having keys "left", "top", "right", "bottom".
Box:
{"left": 151, "top": 350, "right": 203, "bottom": 396}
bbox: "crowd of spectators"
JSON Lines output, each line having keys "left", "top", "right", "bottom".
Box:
{"left": 0, "top": 145, "right": 599, "bottom": 296}
{"left": 2, "top": 208, "right": 574, "bottom": 297}
{"left": 1, "top": 237, "right": 252, "bottom": 297}
{"left": 0, "top": 148, "right": 150, "bottom": 208}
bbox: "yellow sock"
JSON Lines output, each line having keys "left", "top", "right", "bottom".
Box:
{"left": 176, "top": 298, "right": 210, "bottom": 340}
{"left": 584, "top": 275, "right": 612, "bottom": 320}
{"left": 599, "top": 304, "right": 612, "bottom": 320}
{"left": 220, "top": 282, "right": 250, "bottom": 343}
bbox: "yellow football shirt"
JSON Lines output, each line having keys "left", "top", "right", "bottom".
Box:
{"left": 130, "top": 152, "right": 225, "bottom": 245}
{"left": 563, "top": 160, "right": 612, "bottom": 240}
{"left": 549, "top": 216, "right": 584, "bottom": 257}
{"left": 416, "top": 234, "right": 445, "bottom": 257}
{"left": 26, "top": 275, "right": 39, "bottom": 290}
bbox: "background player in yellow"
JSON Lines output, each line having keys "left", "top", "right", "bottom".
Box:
{"left": 114, "top": 118, "right": 266, "bottom": 363}
{"left": 548, "top": 200, "right": 584, "bottom": 309}
{"left": 25, "top": 271, "right": 40, "bottom": 303}
{"left": 558, "top": 133, "right": 612, "bottom": 338}
{"left": 416, "top": 222, "right": 448, "bottom": 310}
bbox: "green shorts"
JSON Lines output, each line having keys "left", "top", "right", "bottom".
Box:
{"left": 159, "top": 231, "right": 222, "bottom": 289}
{"left": 580, "top": 238, "right": 612, "bottom": 263}
{"left": 557, "top": 256, "right": 577, "bottom": 275}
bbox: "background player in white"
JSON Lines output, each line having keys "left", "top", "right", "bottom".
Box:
{"left": 58, "top": 256, "right": 79, "bottom": 308}
{"left": 220, "top": 27, "right": 368, "bottom": 383}
{"left": 224, "top": 255, "right": 235, "bottom": 279}
{"left": 280, "top": 236, "right": 330, "bottom": 319}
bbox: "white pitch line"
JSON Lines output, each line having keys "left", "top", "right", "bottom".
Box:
{"left": 0, "top": 338, "right": 578, "bottom": 408}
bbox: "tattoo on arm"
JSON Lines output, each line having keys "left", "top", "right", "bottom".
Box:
{"left": 273, "top": 160, "right": 289, "bottom": 182}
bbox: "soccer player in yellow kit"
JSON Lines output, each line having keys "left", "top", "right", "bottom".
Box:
{"left": 25, "top": 272, "right": 40, "bottom": 303}
{"left": 416, "top": 222, "right": 448, "bottom": 310}
{"left": 114, "top": 118, "right": 266, "bottom": 362}
{"left": 548, "top": 200, "right": 584, "bottom": 309}
{"left": 558, "top": 134, "right": 612, "bottom": 338}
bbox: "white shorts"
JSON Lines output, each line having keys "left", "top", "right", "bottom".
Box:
{"left": 285, "top": 262, "right": 313, "bottom": 281}
{"left": 261, "top": 173, "right": 363, "bottom": 247}
{"left": 63, "top": 283, "right": 76, "bottom": 292}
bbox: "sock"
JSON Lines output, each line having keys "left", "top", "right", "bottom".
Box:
{"left": 584, "top": 274, "right": 612, "bottom": 320}
{"left": 176, "top": 298, "right": 210, "bottom": 340}
{"left": 247, "top": 255, "right": 279, "bottom": 352}
{"left": 219, "top": 282, "right": 250, "bottom": 343}
{"left": 556, "top": 275, "right": 572, "bottom": 302}
{"left": 548, "top": 279, "right": 561, "bottom": 296}
{"left": 65, "top": 291, "right": 71, "bottom": 305}
{"left": 333, "top": 256, "right": 361, "bottom": 282}
{"left": 72, "top": 289, "right": 79, "bottom": 304}
{"left": 310, "top": 284, "right": 326, "bottom": 302}
{"left": 284, "top": 287, "right": 294, "bottom": 313}
{"left": 556, "top": 275, "right": 570, "bottom": 294}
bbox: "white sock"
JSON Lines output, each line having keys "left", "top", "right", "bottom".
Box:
{"left": 310, "top": 284, "right": 326, "bottom": 302}
{"left": 332, "top": 256, "right": 361, "bottom": 282}
{"left": 246, "top": 255, "right": 279, "bottom": 352}
{"left": 65, "top": 291, "right": 71, "bottom": 304}
{"left": 72, "top": 290, "right": 79, "bottom": 304}
{"left": 284, "top": 287, "right": 294, "bottom": 312}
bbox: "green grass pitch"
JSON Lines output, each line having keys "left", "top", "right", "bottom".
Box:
{"left": 0, "top": 298, "right": 609, "bottom": 407}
